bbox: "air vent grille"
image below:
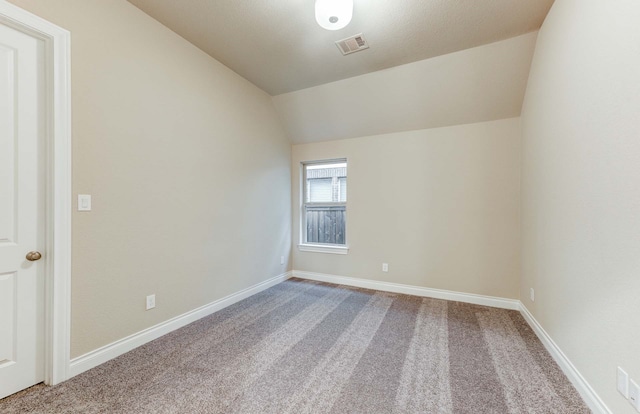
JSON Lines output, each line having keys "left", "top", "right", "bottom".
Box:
{"left": 335, "top": 33, "right": 369, "bottom": 56}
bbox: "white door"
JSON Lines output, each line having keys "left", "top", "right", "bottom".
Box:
{"left": 0, "top": 21, "right": 45, "bottom": 399}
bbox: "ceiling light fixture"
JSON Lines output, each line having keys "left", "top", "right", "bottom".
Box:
{"left": 315, "top": 0, "right": 353, "bottom": 31}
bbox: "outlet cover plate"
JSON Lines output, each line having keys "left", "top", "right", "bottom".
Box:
{"left": 618, "top": 367, "right": 629, "bottom": 398}
{"left": 146, "top": 294, "right": 156, "bottom": 310}
{"left": 629, "top": 379, "right": 640, "bottom": 411}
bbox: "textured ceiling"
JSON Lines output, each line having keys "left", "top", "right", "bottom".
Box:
{"left": 127, "top": 0, "right": 554, "bottom": 96}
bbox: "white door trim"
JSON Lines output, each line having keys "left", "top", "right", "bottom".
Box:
{"left": 0, "top": 1, "right": 71, "bottom": 385}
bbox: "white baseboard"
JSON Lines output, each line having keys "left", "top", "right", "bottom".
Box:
{"left": 68, "top": 271, "right": 291, "bottom": 379}
{"left": 294, "top": 270, "right": 607, "bottom": 412}
{"left": 519, "top": 304, "right": 610, "bottom": 414}
{"left": 292, "top": 270, "right": 520, "bottom": 310}
{"left": 65, "top": 268, "right": 607, "bottom": 413}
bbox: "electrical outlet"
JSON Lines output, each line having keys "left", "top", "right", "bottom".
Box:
{"left": 530, "top": 288, "right": 535, "bottom": 302}
{"left": 618, "top": 367, "right": 629, "bottom": 398}
{"left": 280, "top": 256, "right": 285, "bottom": 265}
{"left": 382, "top": 263, "right": 388, "bottom": 272}
{"left": 629, "top": 379, "right": 640, "bottom": 411}
{"left": 146, "top": 294, "right": 156, "bottom": 310}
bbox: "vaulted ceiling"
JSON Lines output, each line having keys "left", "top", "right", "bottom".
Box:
{"left": 127, "top": 0, "right": 554, "bottom": 96}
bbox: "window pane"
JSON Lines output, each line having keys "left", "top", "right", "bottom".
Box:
{"left": 338, "top": 177, "right": 347, "bottom": 202}
{"left": 307, "top": 178, "right": 333, "bottom": 202}
{"left": 303, "top": 160, "right": 347, "bottom": 245}
{"left": 305, "top": 206, "right": 346, "bottom": 245}
{"left": 305, "top": 162, "right": 347, "bottom": 203}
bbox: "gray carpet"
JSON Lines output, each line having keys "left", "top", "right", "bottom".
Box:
{"left": 0, "top": 278, "right": 590, "bottom": 413}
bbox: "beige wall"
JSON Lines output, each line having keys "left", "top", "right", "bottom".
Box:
{"left": 521, "top": 0, "right": 640, "bottom": 412}
{"left": 292, "top": 118, "right": 521, "bottom": 299}
{"left": 273, "top": 33, "right": 537, "bottom": 144}
{"left": 8, "top": 0, "right": 291, "bottom": 358}
{"left": 12, "top": 5, "right": 635, "bottom": 412}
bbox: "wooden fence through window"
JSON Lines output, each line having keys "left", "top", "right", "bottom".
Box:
{"left": 305, "top": 206, "right": 346, "bottom": 244}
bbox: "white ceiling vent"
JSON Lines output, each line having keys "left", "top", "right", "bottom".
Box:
{"left": 335, "top": 33, "right": 369, "bottom": 56}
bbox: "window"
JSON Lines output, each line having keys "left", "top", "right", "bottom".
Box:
{"left": 300, "top": 160, "right": 348, "bottom": 253}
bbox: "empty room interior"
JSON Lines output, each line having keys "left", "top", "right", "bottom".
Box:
{"left": 0, "top": 0, "right": 639, "bottom": 413}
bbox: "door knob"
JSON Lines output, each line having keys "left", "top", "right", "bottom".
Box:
{"left": 26, "top": 251, "right": 42, "bottom": 261}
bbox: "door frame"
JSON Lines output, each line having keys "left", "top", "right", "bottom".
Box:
{"left": 0, "top": 1, "right": 71, "bottom": 386}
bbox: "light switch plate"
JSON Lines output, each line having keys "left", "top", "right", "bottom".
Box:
{"left": 618, "top": 367, "right": 629, "bottom": 398}
{"left": 78, "top": 194, "right": 91, "bottom": 211}
{"left": 382, "top": 263, "right": 389, "bottom": 272}
{"left": 629, "top": 379, "right": 640, "bottom": 411}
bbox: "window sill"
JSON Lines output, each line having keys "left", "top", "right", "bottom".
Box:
{"left": 298, "top": 244, "right": 349, "bottom": 255}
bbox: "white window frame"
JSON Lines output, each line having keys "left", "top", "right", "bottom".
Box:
{"left": 298, "top": 159, "right": 349, "bottom": 255}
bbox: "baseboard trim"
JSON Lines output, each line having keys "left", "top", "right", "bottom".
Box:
{"left": 519, "top": 304, "right": 610, "bottom": 414}
{"left": 65, "top": 268, "right": 607, "bottom": 413}
{"left": 292, "top": 270, "right": 520, "bottom": 310}
{"left": 68, "top": 271, "right": 292, "bottom": 379}
{"left": 294, "top": 270, "right": 607, "bottom": 411}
